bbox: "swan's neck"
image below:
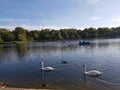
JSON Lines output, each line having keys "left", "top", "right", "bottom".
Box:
{"left": 41, "top": 61, "right": 44, "bottom": 69}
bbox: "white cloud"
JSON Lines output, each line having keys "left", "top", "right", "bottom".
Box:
{"left": 0, "top": 25, "right": 70, "bottom": 31}
{"left": 89, "top": 16, "right": 101, "bottom": 21}
{"left": 0, "top": 18, "right": 29, "bottom": 22}
{"left": 110, "top": 16, "right": 120, "bottom": 22}
{"left": 25, "top": 11, "right": 43, "bottom": 17}
{"left": 86, "top": 0, "right": 99, "bottom": 4}
{"left": 0, "top": 17, "right": 70, "bottom": 30}
{"left": 110, "top": 18, "right": 120, "bottom": 21}
{"left": 36, "top": 18, "right": 65, "bottom": 23}
{"left": 0, "top": 17, "right": 65, "bottom": 24}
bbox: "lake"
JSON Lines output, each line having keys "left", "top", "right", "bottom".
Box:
{"left": 0, "top": 38, "right": 120, "bottom": 90}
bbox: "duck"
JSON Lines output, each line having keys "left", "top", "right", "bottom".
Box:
{"left": 0, "top": 80, "right": 9, "bottom": 88}
{"left": 41, "top": 82, "right": 48, "bottom": 87}
{"left": 83, "top": 64, "right": 102, "bottom": 76}
{"left": 40, "top": 61, "right": 55, "bottom": 71}
{"left": 61, "top": 60, "right": 68, "bottom": 64}
{"left": 62, "top": 40, "right": 66, "bottom": 43}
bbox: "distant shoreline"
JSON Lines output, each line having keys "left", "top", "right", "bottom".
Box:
{"left": 0, "top": 37, "right": 120, "bottom": 44}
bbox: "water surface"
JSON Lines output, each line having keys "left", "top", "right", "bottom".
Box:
{"left": 0, "top": 38, "right": 120, "bottom": 90}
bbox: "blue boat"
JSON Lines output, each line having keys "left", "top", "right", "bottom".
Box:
{"left": 79, "top": 40, "right": 90, "bottom": 45}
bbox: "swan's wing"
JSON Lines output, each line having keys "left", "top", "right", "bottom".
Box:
{"left": 45, "top": 67, "right": 55, "bottom": 70}
{"left": 86, "top": 70, "right": 102, "bottom": 75}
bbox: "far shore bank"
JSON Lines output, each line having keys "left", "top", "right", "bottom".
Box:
{"left": 0, "top": 37, "right": 120, "bottom": 44}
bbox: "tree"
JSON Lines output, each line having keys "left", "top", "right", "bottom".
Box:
{"left": 55, "top": 30, "right": 62, "bottom": 40}
{"left": 80, "top": 30, "right": 88, "bottom": 38}
{"left": 2, "top": 32, "right": 15, "bottom": 41}
{"left": 49, "top": 30, "right": 62, "bottom": 40}
{"left": 66, "top": 29, "right": 77, "bottom": 39}
{"left": 13, "top": 27, "right": 28, "bottom": 41}
{"left": 30, "top": 30, "right": 40, "bottom": 40}
{"left": 87, "top": 27, "right": 97, "bottom": 38}
{"left": 0, "top": 28, "right": 15, "bottom": 42}
{"left": 76, "top": 30, "right": 81, "bottom": 39}
{"left": 60, "top": 29, "right": 69, "bottom": 39}
{"left": 98, "top": 27, "right": 112, "bottom": 37}
{"left": 39, "top": 29, "right": 51, "bottom": 41}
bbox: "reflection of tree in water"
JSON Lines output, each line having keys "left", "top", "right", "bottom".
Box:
{"left": 61, "top": 44, "right": 78, "bottom": 52}
{"left": 0, "top": 44, "right": 15, "bottom": 52}
{"left": 0, "top": 44, "right": 16, "bottom": 62}
{"left": 16, "top": 44, "right": 28, "bottom": 58}
{"left": 0, "top": 45, "right": 4, "bottom": 63}
{"left": 29, "top": 44, "right": 78, "bottom": 56}
{"left": 0, "top": 45, "right": 4, "bottom": 52}
{"left": 78, "top": 42, "right": 110, "bottom": 52}
{"left": 95, "top": 42, "right": 110, "bottom": 48}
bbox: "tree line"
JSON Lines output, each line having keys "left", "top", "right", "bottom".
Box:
{"left": 0, "top": 26, "right": 120, "bottom": 42}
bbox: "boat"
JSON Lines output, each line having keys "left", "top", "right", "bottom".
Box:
{"left": 79, "top": 40, "right": 90, "bottom": 45}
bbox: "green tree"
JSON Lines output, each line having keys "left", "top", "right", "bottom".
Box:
{"left": 60, "top": 29, "right": 69, "bottom": 39}
{"left": 76, "top": 30, "right": 81, "bottom": 39}
{"left": 13, "top": 27, "right": 28, "bottom": 41}
{"left": 87, "top": 27, "right": 97, "bottom": 38}
{"left": 98, "top": 27, "right": 112, "bottom": 37}
{"left": 39, "top": 29, "right": 51, "bottom": 41}
{"left": 30, "top": 30, "right": 40, "bottom": 40}
{"left": 80, "top": 30, "right": 88, "bottom": 38}
{"left": 50, "top": 30, "right": 62, "bottom": 40}
{"left": 2, "top": 32, "right": 15, "bottom": 41}
{"left": 0, "top": 28, "right": 15, "bottom": 42}
{"left": 67, "top": 29, "right": 77, "bottom": 39}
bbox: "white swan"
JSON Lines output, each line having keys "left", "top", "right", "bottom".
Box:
{"left": 83, "top": 64, "right": 102, "bottom": 76}
{"left": 41, "top": 61, "right": 55, "bottom": 71}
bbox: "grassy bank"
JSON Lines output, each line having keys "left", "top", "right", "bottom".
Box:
{"left": 0, "top": 41, "right": 28, "bottom": 44}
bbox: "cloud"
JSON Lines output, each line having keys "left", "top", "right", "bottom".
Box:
{"left": 24, "top": 11, "right": 43, "bottom": 17}
{"left": 110, "top": 16, "right": 120, "bottom": 21}
{"left": 0, "top": 17, "right": 70, "bottom": 30}
{"left": 0, "top": 18, "right": 29, "bottom": 22}
{"left": 110, "top": 18, "right": 120, "bottom": 21}
{"left": 0, "top": 25, "right": 70, "bottom": 31}
{"left": 86, "top": 0, "right": 99, "bottom": 4}
{"left": 0, "top": 17, "right": 65, "bottom": 24}
{"left": 89, "top": 16, "right": 101, "bottom": 21}
{"left": 36, "top": 18, "right": 65, "bottom": 23}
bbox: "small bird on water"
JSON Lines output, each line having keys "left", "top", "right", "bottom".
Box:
{"left": 61, "top": 60, "right": 68, "bottom": 64}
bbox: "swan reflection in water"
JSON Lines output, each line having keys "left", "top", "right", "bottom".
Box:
{"left": 40, "top": 70, "right": 49, "bottom": 87}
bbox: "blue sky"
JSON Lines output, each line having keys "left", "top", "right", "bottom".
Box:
{"left": 0, "top": 0, "right": 120, "bottom": 30}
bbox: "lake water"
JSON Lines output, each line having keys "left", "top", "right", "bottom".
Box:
{"left": 0, "top": 38, "right": 120, "bottom": 90}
